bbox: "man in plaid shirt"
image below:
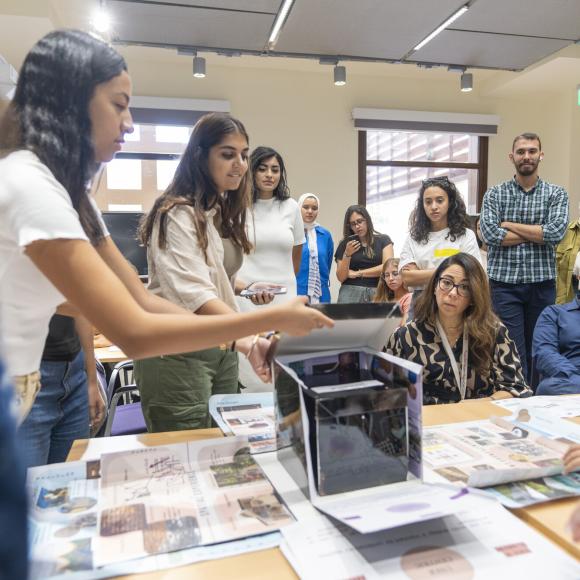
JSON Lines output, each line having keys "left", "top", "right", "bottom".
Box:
{"left": 480, "top": 133, "right": 569, "bottom": 386}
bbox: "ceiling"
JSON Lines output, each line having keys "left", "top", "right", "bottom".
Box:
{"left": 97, "top": 0, "right": 580, "bottom": 72}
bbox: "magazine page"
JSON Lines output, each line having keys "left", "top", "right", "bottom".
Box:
{"left": 92, "top": 436, "right": 293, "bottom": 567}
{"left": 27, "top": 459, "right": 283, "bottom": 580}
{"left": 280, "top": 501, "right": 580, "bottom": 580}
{"left": 483, "top": 472, "right": 580, "bottom": 508}
{"left": 27, "top": 461, "right": 101, "bottom": 578}
{"left": 491, "top": 394, "right": 580, "bottom": 419}
{"left": 423, "top": 416, "right": 572, "bottom": 488}
{"left": 208, "top": 393, "right": 274, "bottom": 437}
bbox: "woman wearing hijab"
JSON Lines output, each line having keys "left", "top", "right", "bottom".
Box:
{"left": 296, "top": 193, "right": 334, "bottom": 303}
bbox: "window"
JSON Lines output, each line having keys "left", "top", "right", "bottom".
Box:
{"left": 359, "top": 131, "right": 488, "bottom": 252}
{"left": 94, "top": 123, "right": 190, "bottom": 211}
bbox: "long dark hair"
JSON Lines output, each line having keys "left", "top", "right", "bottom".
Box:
{"left": 414, "top": 253, "right": 499, "bottom": 376}
{"left": 139, "top": 113, "right": 252, "bottom": 256}
{"left": 250, "top": 146, "right": 290, "bottom": 202}
{"left": 409, "top": 177, "right": 468, "bottom": 244}
{"left": 0, "top": 30, "right": 127, "bottom": 243}
{"left": 342, "top": 205, "right": 379, "bottom": 259}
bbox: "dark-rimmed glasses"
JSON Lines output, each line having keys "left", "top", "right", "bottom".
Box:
{"left": 437, "top": 277, "right": 471, "bottom": 297}
{"left": 349, "top": 218, "right": 366, "bottom": 228}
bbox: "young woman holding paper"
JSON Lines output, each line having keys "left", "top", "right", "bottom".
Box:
{"left": 386, "top": 253, "right": 530, "bottom": 404}
{"left": 0, "top": 30, "right": 333, "bottom": 423}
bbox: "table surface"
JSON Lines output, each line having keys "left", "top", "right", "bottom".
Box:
{"left": 68, "top": 399, "right": 580, "bottom": 579}
{"left": 94, "top": 345, "right": 128, "bottom": 364}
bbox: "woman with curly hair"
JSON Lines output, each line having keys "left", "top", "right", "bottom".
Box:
{"left": 386, "top": 253, "right": 531, "bottom": 404}
{"left": 334, "top": 205, "right": 393, "bottom": 303}
{"left": 374, "top": 258, "right": 412, "bottom": 325}
{"left": 400, "top": 177, "right": 481, "bottom": 311}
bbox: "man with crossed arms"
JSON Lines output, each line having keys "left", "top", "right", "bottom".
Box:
{"left": 480, "top": 132, "right": 569, "bottom": 386}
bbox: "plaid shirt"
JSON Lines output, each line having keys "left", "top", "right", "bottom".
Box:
{"left": 480, "top": 177, "right": 568, "bottom": 283}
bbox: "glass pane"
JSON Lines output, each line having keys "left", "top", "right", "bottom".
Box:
{"left": 155, "top": 125, "right": 191, "bottom": 144}
{"left": 156, "top": 159, "right": 180, "bottom": 191}
{"left": 106, "top": 159, "right": 142, "bottom": 190}
{"left": 367, "top": 131, "right": 478, "bottom": 163}
{"left": 366, "top": 166, "right": 478, "bottom": 253}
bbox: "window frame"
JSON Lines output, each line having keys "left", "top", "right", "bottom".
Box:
{"left": 358, "top": 131, "right": 488, "bottom": 211}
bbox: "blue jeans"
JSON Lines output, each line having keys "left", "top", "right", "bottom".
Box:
{"left": 0, "top": 360, "right": 28, "bottom": 580}
{"left": 490, "top": 279, "right": 555, "bottom": 386}
{"left": 18, "top": 350, "right": 89, "bottom": 468}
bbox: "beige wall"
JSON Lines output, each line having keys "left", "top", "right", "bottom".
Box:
{"left": 123, "top": 56, "right": 579, "bottom": 249}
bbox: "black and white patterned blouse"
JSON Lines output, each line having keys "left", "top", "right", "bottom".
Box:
{"left": 386, "top": 319, "right": 532, "bottom": 404}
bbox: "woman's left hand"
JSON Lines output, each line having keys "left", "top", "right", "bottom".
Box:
{"left": 235, "top": 335, "right": 275, "bottom": 382}
{"left": 348, "top": 269, "right": 362, "bottom": 279}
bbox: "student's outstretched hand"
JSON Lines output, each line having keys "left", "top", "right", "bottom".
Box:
{"left": 563, "top": 444, "right": 580, "bottom": 474}
{"left": 274, "top": 297, "right": 334, "bottom": 336}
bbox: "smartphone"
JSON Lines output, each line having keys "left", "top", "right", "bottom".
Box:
{"left": 240, "top": 286, "right": 288, "bottom": 298}
{"left": 347, "top": 234, "right": 359, "bottom": 243}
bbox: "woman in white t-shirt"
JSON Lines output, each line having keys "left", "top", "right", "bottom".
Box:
{"left": 0, "top": 30, "right": 332, "bottom": 421}
{"left": 237, "top": 146, "right": 305, "bottom": 311}
{"left": 400, "top": 176, "right": 482, "bottom": 315}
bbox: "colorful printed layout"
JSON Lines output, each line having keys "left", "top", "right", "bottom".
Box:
{"left": 28, "top": 461, "right": 101, "bottom": 578}
{"left": 423, "top": 422, "right": 564, "bottom": 486}
{"left": 220, "top": 406, "right": 276, "bottom": 453}
{"left": 93, "top": 438, "right": 293, "bottom": 568}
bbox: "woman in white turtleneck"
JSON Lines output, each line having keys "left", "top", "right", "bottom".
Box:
{"left": 236, "top": 146, "right": 304, "bottom": 312}
{"left": 296, "top": 193, "right": 334, "bottom": 303}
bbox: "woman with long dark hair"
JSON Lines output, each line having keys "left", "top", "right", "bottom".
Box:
{"left": 136, "top": 113, "right": 281, "bottom": 431}
{"left": 334, "top": 205, "right": 393, "bottom": 303}
{"left": 0, "top": 30, "right": 332, "bottom": 424}
{"left": 400, "top": 177, "right": 481, "bottom": 310}
{"left": 237, "top": 146, "right": 305, "bottom": 311}
{"left": 387, "top": 253, "right": 530, "bottom": 404}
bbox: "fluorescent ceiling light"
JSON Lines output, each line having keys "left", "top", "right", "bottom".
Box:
{"left": 268, "top": 0, "right": 294, "bottom": 49}
{"left": 413, "top": 5, "right": 469, "bottom": 52}
{"left": 92, "top": 8, "right": 111, "bottom": 33}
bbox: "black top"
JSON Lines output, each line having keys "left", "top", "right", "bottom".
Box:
{"left": 334, "top": 234, "right": 393, "bottom": 288}
{"left": 42, "top": 315, "right": 81, "bottom": 362}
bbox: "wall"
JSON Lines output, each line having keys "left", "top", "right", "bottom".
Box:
{"left": 115, "top": 53, "right": 580, "bottom": 295}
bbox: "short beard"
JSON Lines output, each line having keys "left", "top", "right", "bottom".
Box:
{"left": 515, "top": 162, "right": 537, "bottom": 176}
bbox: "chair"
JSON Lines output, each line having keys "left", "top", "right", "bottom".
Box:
{"left": 103, "top": 360, "right": 147, "bottom": 436}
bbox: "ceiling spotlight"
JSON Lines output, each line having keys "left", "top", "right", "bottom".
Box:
{"left": 92, "top": 7, "right": 111, "bottom": 33}
{"left": 460, "top": 72, "right": 473, "bottom": 92}
{"left": 334, "top": 65, "right": 346, "bottom": 86}
{"left": 193, "top": 56, "right": 206, "bottom": 78}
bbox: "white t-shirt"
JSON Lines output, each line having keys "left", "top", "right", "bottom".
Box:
{"left": 0, "top": 150, "right": 96, "bottom": 376}
{"left": 399, "top": 227, "right": 482, "bottom": 288}
{"left": 237, "top": 197, "right": 305, "bottom": 312}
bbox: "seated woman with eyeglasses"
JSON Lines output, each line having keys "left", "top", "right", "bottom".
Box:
{"left": 386, "top": 253, "right": 531, "bottom": 404}
{"left": 335, "top": 205, "right": 393, "bottom": 303}
{"left": 400, "top": 177, "right": 482, "bottom": 314}
{"left": 374, "top": 258, "right": 412, "bottom": 325}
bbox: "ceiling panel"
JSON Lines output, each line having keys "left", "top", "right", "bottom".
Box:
{"left": 451, "top": 0, "right": 580, "bottom": 40}
{"left": 110, "top": 1, "right": 274, "bottom": 50}
{"left": 275, "top": 0, "right": 466, "bottom": 59}
{"left": 122, "top": 0, "right": 280, "bottom": 12}
{"left": 411, "top": 30, "right": 570, "bottom": 70}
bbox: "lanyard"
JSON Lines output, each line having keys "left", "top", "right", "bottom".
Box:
{"left": 436, "top": 318, "right": 469, "bottom": 400}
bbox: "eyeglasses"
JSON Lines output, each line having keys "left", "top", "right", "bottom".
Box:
{"left": 383, "top": 271, "right": 400, "bottom": 279}
{"left": 349, "top": 218, "right": 366, "bottom": 228}
{"left": 422, "top": 176, "right": 450, "bottom": 186}
{"left": 437, "top": 277, "right": 471, "bottom": 297}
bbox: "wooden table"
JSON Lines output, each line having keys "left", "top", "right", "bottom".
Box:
{"left": 94, "top": 345, "right": 128, "bottom": 365}
{"left": 68, "top": 399, "right": 580, "bottom": 578}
